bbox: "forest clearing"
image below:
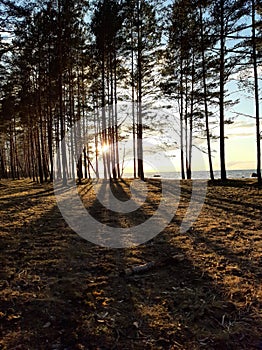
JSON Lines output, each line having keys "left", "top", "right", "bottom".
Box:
{"left": 0, "top": 178, "right": 262, "bottom": 349}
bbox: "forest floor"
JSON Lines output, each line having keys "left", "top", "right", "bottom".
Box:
{"left": 0, "top": 178, "right": 262, "bottom": 350}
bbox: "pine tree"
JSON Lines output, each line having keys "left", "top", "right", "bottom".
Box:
{"left": 122, "top": 0, "right": 161, "bottom": 180}
{"left": 90, "top": 0, "right": 123, "bottom": 179}
{"left": 211, "top": 0, "right": 249, "bottom": 181}
{"left": 198, "top": 0, "right": 215, "bottom": 181}
{"left": 164, "top": 0, "right": 202, "bottom": 179}
{"left": 251, "top": 0, "right": 261, "bottom": 184}
{"left": 0, "top": 0, "right": 89, "bottom": 183}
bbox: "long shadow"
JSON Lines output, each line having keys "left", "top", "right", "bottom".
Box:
{"left": 1, "top": 179, "right": 262, "bottom": 349}
{"left": 87, "top": 179, "right": 162, "bottom": 228}
{"left": 107, "top": 232, "right": 262, "bottom": 349}
{"left": 178, "top": 181, "right": 261, "bottom": 223}
{"left": 0, "top": 179, "right": 54, "bottom": 212}
{"left": 1, "top": 180, "right": 119, "bottom": 349}
{"left": 108, "top": 180, "right": 262, "bottom": 348}
{"left": 173, "top": 181, "right": 262, "bottom": 282}
{"left": 187, "top": 226, "right": 262, "bottom": 284}
{"left": 209, "top": 179, "right": 261, "bottom": 189}
{"left": 82, "top": 178, "right": 262, "bottom": 348}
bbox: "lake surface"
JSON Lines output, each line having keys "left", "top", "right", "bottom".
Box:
{"left": 140, "top": 169, "right": 259, "bottom": 179}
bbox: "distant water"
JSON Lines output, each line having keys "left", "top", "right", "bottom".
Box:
{"left": 125, "top": 169, "right": 258, "bottom": 180}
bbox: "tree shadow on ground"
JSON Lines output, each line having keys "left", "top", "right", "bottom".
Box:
{"left": 0, "top": 179, "right": 261, "bottom": 349}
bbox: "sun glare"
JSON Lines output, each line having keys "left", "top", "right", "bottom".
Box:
{"left": 100, "top": 143, "right": 109, "bottom": 153}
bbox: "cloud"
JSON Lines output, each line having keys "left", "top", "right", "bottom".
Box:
{"left": 227, "top": 160, "right": 255, "bottom": 170}
{"left": 228, "top": 120, "right": 255, "bottom": 129}
{"left": 227, "top": 132, "right": 254, "bottom": 137}
{"left": 225, "top": 119, "right": 256, "bottom": 138}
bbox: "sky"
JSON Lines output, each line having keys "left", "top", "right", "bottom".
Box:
{"left": 92, "top": 79, "right": 261, "bottom": 177}
{"left": 216, "top": 72, "right": 261, "bottom": 172}
{"left": 156, "top": 1, "right": 261, "bottom": 174}
{"left": 2, "top": 0, "right": 260, "bottom": 176}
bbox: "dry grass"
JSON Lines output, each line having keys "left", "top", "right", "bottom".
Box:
{"left": 0, "top": 178, "right": 261, "bottom": 349}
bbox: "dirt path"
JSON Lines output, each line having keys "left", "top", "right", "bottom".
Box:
{"left": 0, "top": 178, "right": 261, "bottom": 349}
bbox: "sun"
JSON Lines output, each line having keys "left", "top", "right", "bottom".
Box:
{"left": 100, "top": 143, "right": 109, "bottom": 153}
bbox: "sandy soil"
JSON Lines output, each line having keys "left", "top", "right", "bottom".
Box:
{"left": 0, "top": 178, "right": 261, "bottom": 349}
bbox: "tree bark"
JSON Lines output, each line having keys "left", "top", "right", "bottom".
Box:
{"left": 200, "top": 4, "right": 214, "bottom": 181}
{"left": 219, "top": 0, "right": 227, "bottom": 181}
{"left": 252, "top": 0, "right": 261, "bottom": 185}
{"left": 136, "top": 0, "right": 144, "bottom": 181}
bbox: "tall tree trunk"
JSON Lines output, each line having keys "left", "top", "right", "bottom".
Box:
{"left": 188, "top": 53, "right": 195, "bottom": 180}
{"left": 185, "top": 70, "right": 189, "bottom": 179}
{"left": 136, "top": 0, "right": 144, "bottom": 181}
{"left": 48, "top": 24, "right": 53, "bottom": 182}
{"left": 30, "top": 123, "right": 36, "bottom": 182}
{"left": 101, "top": 51, "right": 108, "bottom": 179}
{"left": 81, "top": 68, "right": 88, "bottom": 180}
{"left": 47, "top": 112, "right": 53, "bottom": 182}
{"left": 13, "top": 116, "right": 19, "bottom": 180}
{"left": 180, "top": 59, "right": 185, "bottom": 180}
{"left": 94, "top": 101, "right": 100, "bottom": 179}
{"left": 200, "top": 5, "right": 214, "bottom": 181}
{"left": 0, "top": 149, "right": 6, "bottom": 179}
{"left": 58, "top": 0, "right": 67, "bottom": 186}
{"left": 76, "top": 66, "right": 83, "bottom": 184}
{"left": 36, "top": 126, "right": 44, "bottom": 184}
{"left": 114, "top": 45, "right": 120, "bottom": 178}
{"left": 131, "top": 21, "right": 137, "bottom": 178}
{"left": 219, "top": 0, "right": 227, "bottom": 181}
{"left": 39, "top": 110, "right": 48, "bottom": 182}
{"left": 252, "top": 0, "right": 261, "bottom": 185}
{"left": 9, "top": 125, "right": 15, "bottom": 179}
{"left": 110, "top": 52, "right": 117, "bottom": 179}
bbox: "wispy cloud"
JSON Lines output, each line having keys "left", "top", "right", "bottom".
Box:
{"left": 226, "top": 119, "right": 256, "bottom": 138}
{"left": 228, "top": 120, "right": 255, "bottom": 129}
{"left": 227, "top": 160, "right": 255, "bottom": 170}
